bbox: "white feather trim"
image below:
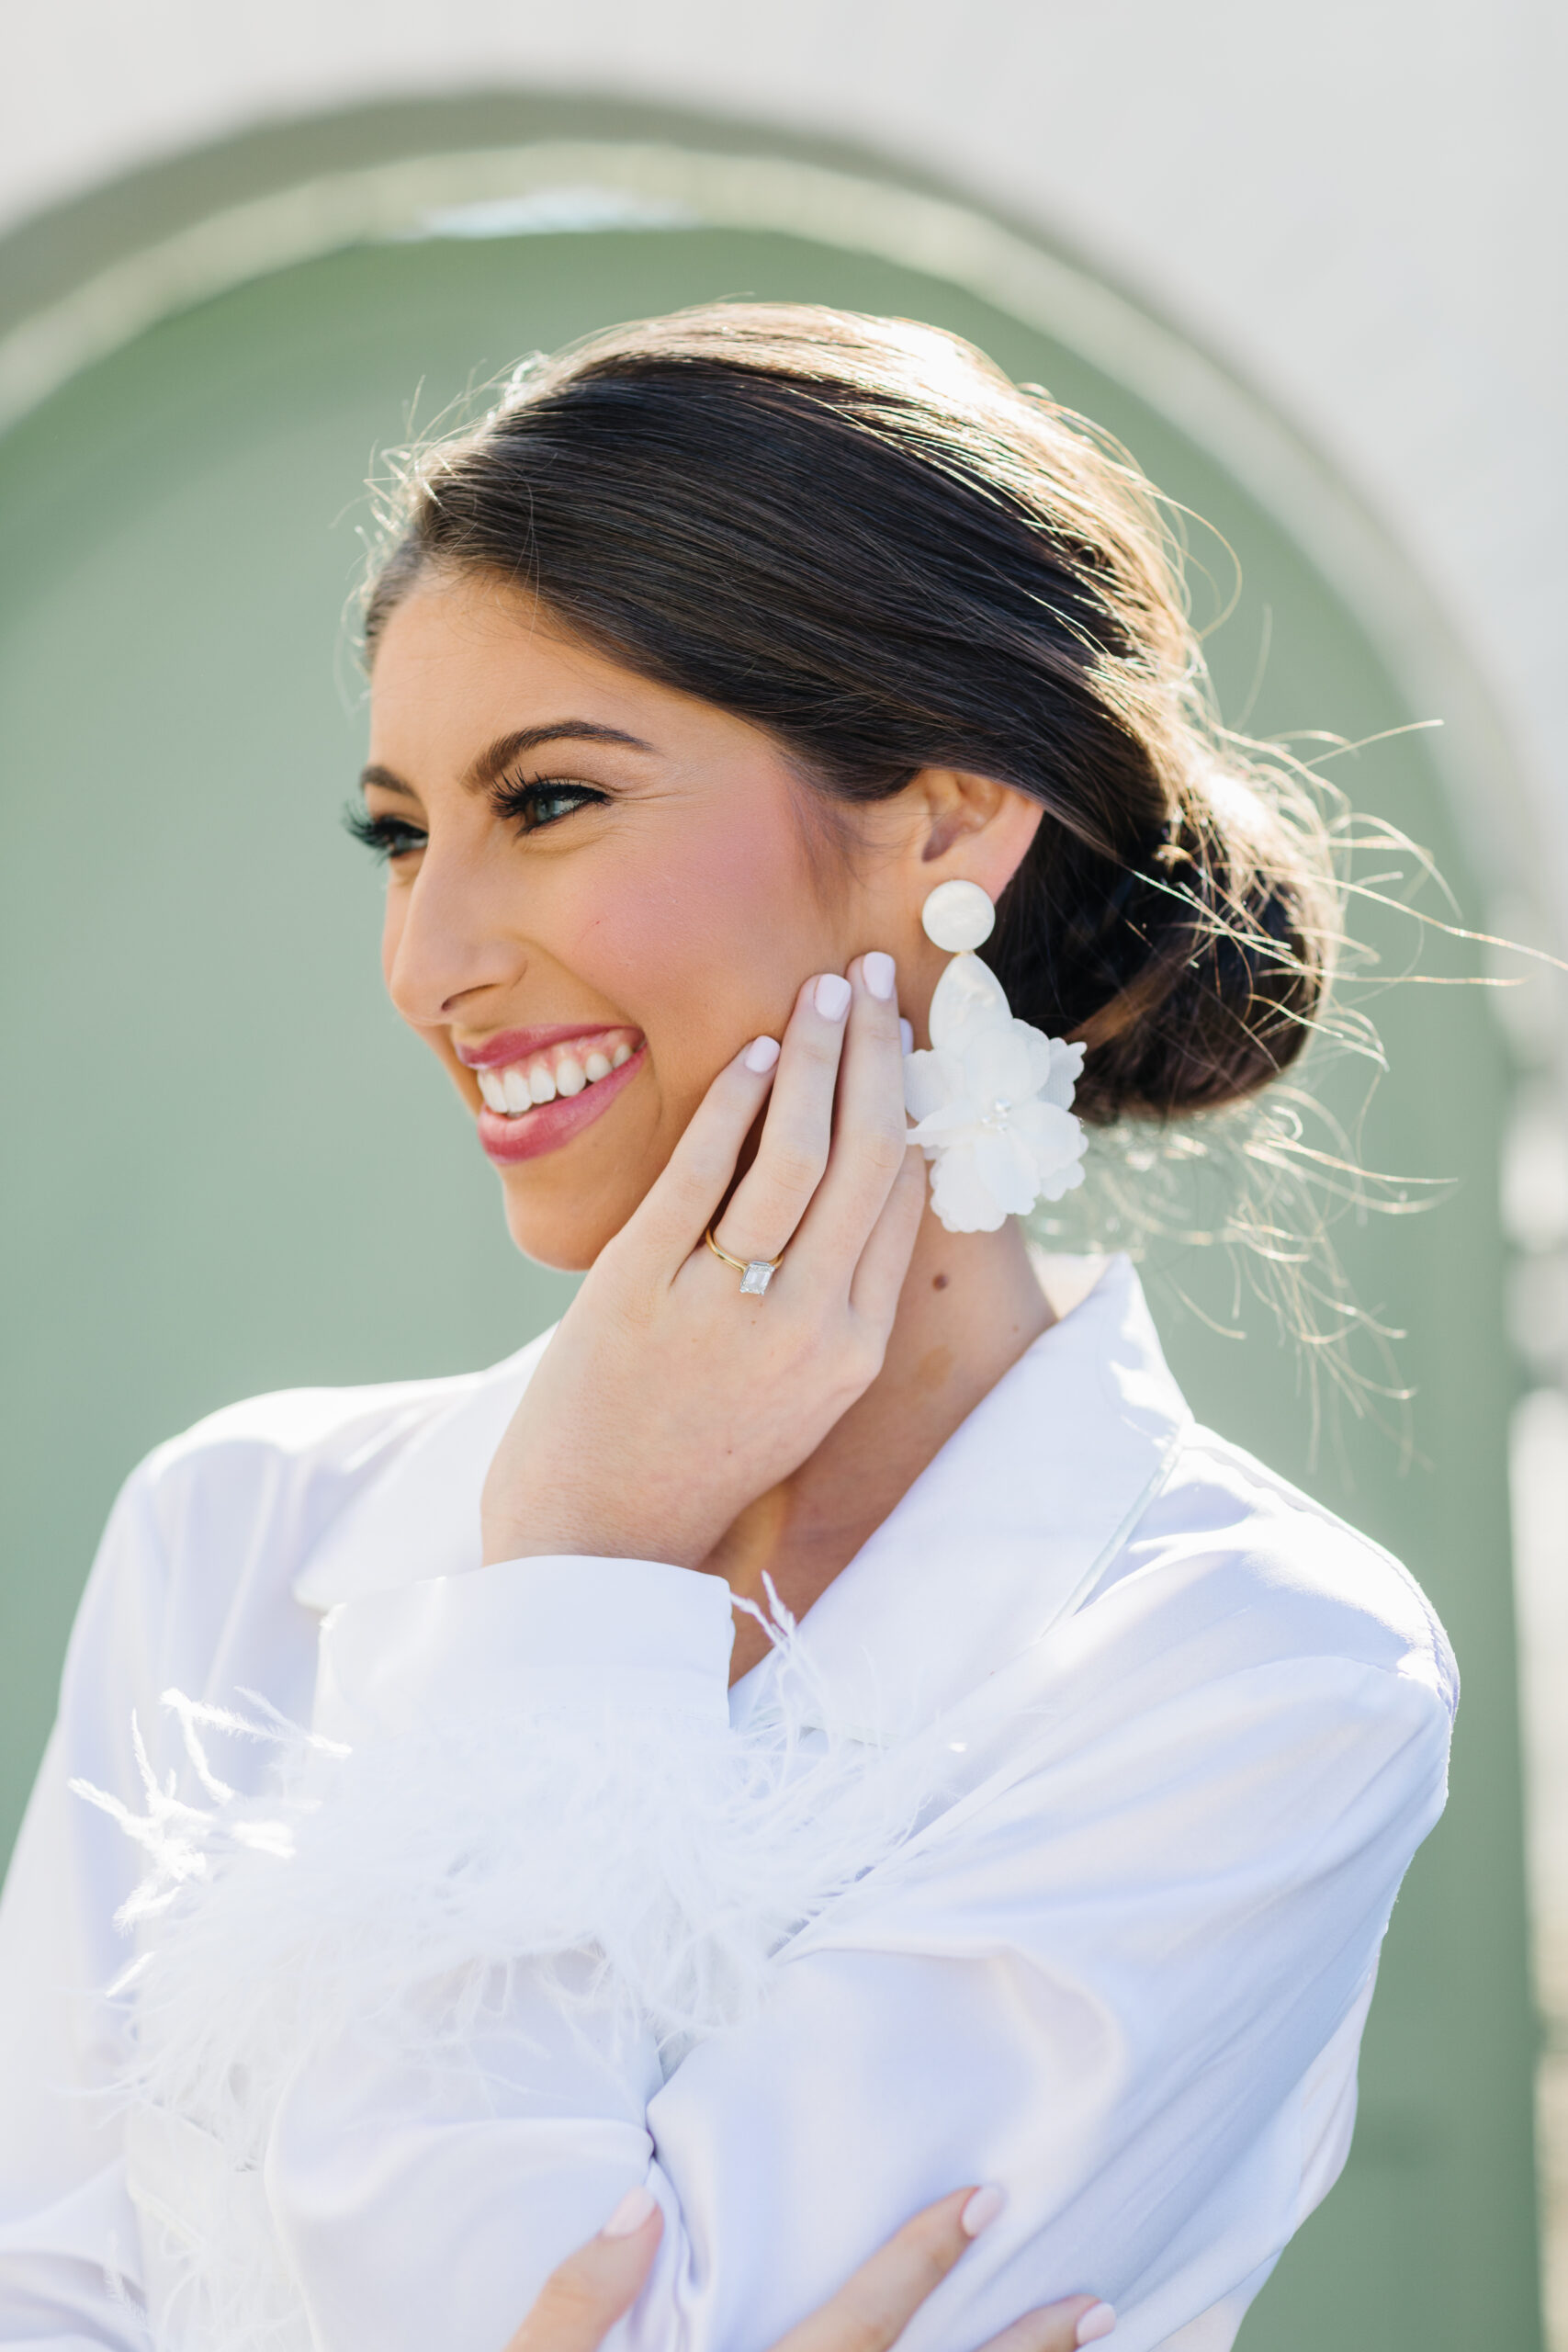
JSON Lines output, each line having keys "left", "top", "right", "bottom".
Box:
{"left": 75, "top": 1606, "right": 953, "bottom": 2352}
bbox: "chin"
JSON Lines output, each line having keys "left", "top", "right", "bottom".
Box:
{"left": 498, "top": 1178, "right": 639, "bottom": 1273}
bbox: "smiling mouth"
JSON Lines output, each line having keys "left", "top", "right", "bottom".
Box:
{"left": 463, "top": 1026, "right": 646, "bottom": 1167}
{"left": 469, "top": 1027, "right": 642, "bottom": 1114}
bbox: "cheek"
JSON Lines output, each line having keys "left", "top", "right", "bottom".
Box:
{"left": 574, "top": 808, "right": 818, "bottom": 1031}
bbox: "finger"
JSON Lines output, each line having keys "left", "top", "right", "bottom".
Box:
{"left": 503, "top": 2187, "right": 664, "bottom": 2352}
{"left": 976, "top": 2298, "right": 1116, "bottom": 2352}
{"left": 846, "top": 1143, "right": 926, "bottom": 1329}
{"left": 789, "top": 953, "right": 911, "bottom": 1278}
{"left": 769, "top": 2185, "right": 995, "bottom": 2352}
{"left": 710, "top": 972, "right": 853, "bottom": 1265}
{"left": 619, "top": 1038, "right": 782, "bottom": 1275}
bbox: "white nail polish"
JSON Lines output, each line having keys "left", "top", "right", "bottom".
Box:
{"left": 745, "top": 1035, "right": 781, "bottom": 1074}
{"left": 1076, "top": 2304, "right": 1116, "bottom": 2345}
{"left": 601, "top": 2184, "right": 657, "bottom": 2239}
{"left": 863, "top": 951, "right": 896, "bottom": 1001}
{"left": 899, "top": 1017, "right": 915, "bottom": 1056}
{"left": 814, "top": 973, "right": 852, "bottom": 1020}
{"left": 960, "top": 2184, "right": 1006, "bottom": 2237}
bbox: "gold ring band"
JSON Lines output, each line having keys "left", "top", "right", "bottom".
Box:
{"left": 705, "top": 1225, "right": 784, "bottom": 1297}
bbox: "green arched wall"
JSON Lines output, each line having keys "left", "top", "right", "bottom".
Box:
{"left": 0, "top": 167, "right": 1538, "bottom": 2350}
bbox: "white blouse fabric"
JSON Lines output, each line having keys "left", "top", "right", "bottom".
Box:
{"left": 0, "top": 1257, "right": 1455, "bottom": 2352}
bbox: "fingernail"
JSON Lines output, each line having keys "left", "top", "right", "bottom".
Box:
{"left": 960, "top": 2184, "right": 1006, "bottom": 2238}
{"left": 601, "top": 2185, "right": 657, "bottom": 2238}
{"left": 814, "top": 973, "right": 852, "bottom": 1021}
{"left": 744, "top": 1035, "right": 781, "bottom": 1074}
{"left": 863, "top": 951, "right": 897, "bottom": 1001}
{"left": 1076, "top": 2304, "right": 1116, "bottom": 2345}
{"left": 899, "top": 1017, "right": 915, "bottom": 1056}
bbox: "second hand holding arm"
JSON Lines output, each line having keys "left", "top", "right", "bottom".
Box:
{"left": 503, "top": 2187, "right": 1115, "bottom": 2352}
{"left": 481, "top": 956, "right": 922, "bottom": 1572}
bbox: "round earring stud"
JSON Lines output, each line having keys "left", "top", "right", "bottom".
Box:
{"left": 921, "top": 878, "right": 996, "bottom": 953}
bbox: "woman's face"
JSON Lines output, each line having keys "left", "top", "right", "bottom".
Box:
{"left": 363, "top": 571, "right": 927, "bottom": 1272}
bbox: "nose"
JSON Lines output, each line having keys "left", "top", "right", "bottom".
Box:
{"left": 383, "top": 832, "right": 527, "bottom": 1030}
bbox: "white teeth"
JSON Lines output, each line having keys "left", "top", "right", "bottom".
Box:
{"left": 478, "top": 1037, "right": 639, "bottom": 1115}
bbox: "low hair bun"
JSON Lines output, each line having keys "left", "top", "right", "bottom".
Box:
{"left": 990, "top": 766, "right": 1336, "bottom": 1126}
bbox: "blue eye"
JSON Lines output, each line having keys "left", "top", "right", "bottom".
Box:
{"left": 344, "top": 806, "right": 427, "bottom": 861}
{"left": 494, "top": 777, "right": 609, "bottom": 834}
{"left": 344, "top": 778, "right": 605, "bottom": 860}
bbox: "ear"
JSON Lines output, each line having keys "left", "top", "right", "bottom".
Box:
{"left": 905, "top": 768, "right": 1043, "bottom": 901}
{"left": 861, "top": 772, "right": 1044, "bottom": 1043}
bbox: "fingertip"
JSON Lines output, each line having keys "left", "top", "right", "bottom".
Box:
{"left": 862, "top": 950, "right": 897, "bottom": 1001}
{"left": 743, "top": 1035, "right": 781, "bottom": 1075}
{"left": 961, "top": 2184, "right": 1007, "bottom": 2237}
{"left": 505, "top": 2196, "right": 663, "bottom": 2352}
{"left": 600, "top": 2185, "right": 660, "bottom": 2240}
{"left": 976, "top": 2294, "right": 1113, "bottom": 2352}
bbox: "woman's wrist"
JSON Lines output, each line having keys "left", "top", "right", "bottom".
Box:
{"left": 479, "top": 1510, "right": 706, "bottom": 1574}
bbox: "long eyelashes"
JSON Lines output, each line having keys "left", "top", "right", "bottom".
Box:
{"left": 490, "top": 776, "right": 611, "bottom": 832}
{"left": 344, "top": 778, "right": 610, "bottom": 862}
{"left": 344, "top": 806, "right": 427, "bottom": 860}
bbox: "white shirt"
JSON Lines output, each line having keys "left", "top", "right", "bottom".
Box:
{"left": 0, "top": 1257, "right": 1455, "bottom": 2352}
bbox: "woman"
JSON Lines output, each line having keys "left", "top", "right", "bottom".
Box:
{"left": 0, "top": 306, "right": 1454, "bottom": 2352}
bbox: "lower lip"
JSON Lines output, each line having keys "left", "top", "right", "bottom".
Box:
{"left": 475, "top": 1046, "right": 646, "bottom": 1165}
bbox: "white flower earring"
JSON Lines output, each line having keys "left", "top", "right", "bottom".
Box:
{"left": 903, "top": 879, "right": 1088, "bottom": 1234}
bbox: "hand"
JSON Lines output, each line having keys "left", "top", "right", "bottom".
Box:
{"left": 502, "top": 2184, "right": 1115, "bottom": 2352}
{"left": 481, "top": 956, "right": 926, "bottom": 1571}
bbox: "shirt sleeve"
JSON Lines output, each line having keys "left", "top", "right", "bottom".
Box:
{"left": 0, "top": 1470, "right": 169, "bottom": 2350}
{"left": 239, "top": 1550, "right": 1451, "bottom": 2352}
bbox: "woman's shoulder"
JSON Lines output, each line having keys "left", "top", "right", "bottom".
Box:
{"left": 121, "top": 1335, "right": 551, "bottom": 1589}
{"left": 1100, "top": 1419, "right": 1458, "bottom": 1721}
{"left": 134, "top": 1369, "right": 477, "bottom": 1532}
{"left": 48, "top": 1344, "right": 558, "bottom": 1805}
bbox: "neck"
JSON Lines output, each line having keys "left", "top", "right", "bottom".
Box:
{"left": 705, "top": 1207, "right": 1055, "bottom": 1679}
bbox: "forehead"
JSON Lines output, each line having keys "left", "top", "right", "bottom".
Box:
{"left": 366, "top": 575, "right": 764, "bottom": 786}
{"left": 370, "top": 578, "right": 643, "bottom": 740}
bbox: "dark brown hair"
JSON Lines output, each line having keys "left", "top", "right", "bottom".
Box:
{"left": 365, "top": 303, "right": 1337, "bottom": 1125}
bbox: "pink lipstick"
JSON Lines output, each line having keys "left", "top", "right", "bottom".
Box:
{"left": 457, "top": 1023, "right": 647, "bottom": 1166}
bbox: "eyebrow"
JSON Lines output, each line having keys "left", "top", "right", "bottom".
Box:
{"left": 357, "top": 721, "right": 655, "bottom": 803}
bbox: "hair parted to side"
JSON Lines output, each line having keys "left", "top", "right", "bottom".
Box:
{"left": 365, "top": 301, "right": 1339, "bottom": 1126}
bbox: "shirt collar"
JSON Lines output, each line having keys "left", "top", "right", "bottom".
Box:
{"left": 733, "top": 1252, "right": 1190, "bottom": 1736}
{"left": 294, "top": 1256, "right": 1190, "bottom": 1729}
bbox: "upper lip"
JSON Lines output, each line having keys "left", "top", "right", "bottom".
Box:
{"left": 455, "top": 1023, "right": 641, "bottom": 1069}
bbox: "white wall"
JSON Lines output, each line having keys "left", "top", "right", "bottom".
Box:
{"left": 6, "top": 0, "right": 1565, "bottom": 910}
